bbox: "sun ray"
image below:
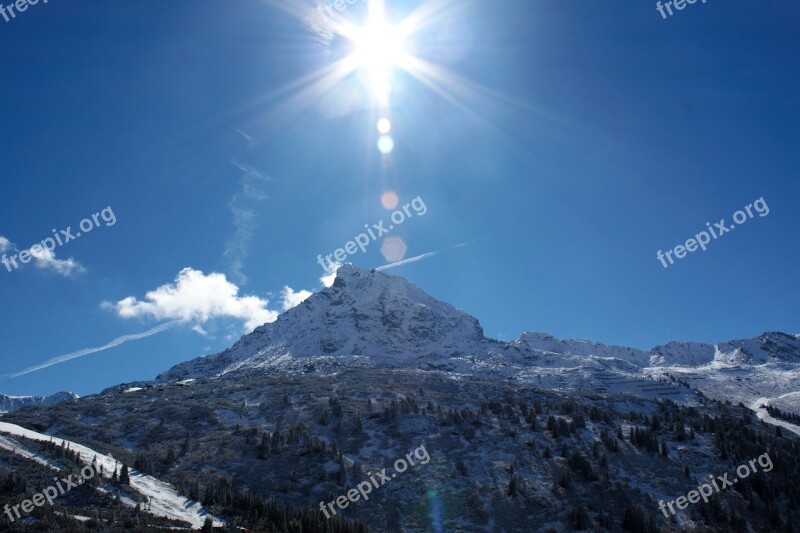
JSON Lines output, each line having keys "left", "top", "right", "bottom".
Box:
{"left": 240, "top": 0, "right": 553, "bottom": 130}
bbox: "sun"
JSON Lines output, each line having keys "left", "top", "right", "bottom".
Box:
{"left": 347, "top": 3, "right": 409, "bottom": 104}
{"left": 352, "top": 16, "right": 405, "bottom": 72}
{"left": 262, "top": 0, "right": 492, "bottom": 119}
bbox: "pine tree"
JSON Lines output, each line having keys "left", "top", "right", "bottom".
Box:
{"left": 189, "top": 480, "right": 200, "bottom": 500}
{"left": 257, "top": 433, "right": 269, "bottom": 460}
{"left": 120, "top": 464, "right": 131, "bottom": 485}
{"left": 573, "top": 504, "right": 590, "bottom": 530}
{"left": 337, "top": 452, "right": 347, "bottom": 485}
{"left": 164, "top": 448, "right": 176, "bottom": 465}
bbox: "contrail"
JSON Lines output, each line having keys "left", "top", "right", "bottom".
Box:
{"left": 376, "top": 230, "right": 514, "bottom": 271}
{"left": 376, "top": 251, "right": 439, "bottom": 271}
{"left": 1, "top": 321, "right": 180, "bottom": 379}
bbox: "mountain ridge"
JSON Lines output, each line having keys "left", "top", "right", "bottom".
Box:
{"left": 0, "top": 391, "right": 78, "bottom": 413}
{"left": 157, "top": 265, "right": 799, "bottom": 390}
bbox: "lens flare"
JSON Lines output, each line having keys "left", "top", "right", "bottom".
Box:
{"left": 377, "top": 135, "right": 394, "bottom": 154}
{"left": 381, "top": 191, "right": 399, "bottom": 209}
{"left": 381, "top": 236, "right": 407, "bottom": 262}
{"left": 377, "top": 118, "right": 392, "bottom": 134}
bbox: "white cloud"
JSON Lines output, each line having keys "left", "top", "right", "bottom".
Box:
{"left": 281, "top": 286, "right": 312, "bottom": 311}
{"left": 192, "top": 324, "right": 210, "bottom": 337}
{"left": 235, "top": 128, "right": 258, "bottom": 148}
{"left": 320, "top": 261, "right": 342, "bottom": 288}
{"left": 103, "top": 268, "right": 279, "bottom": 332}
{"left": 29, "top": 246, "right": 85, "bottom": 277}
{"left": 0, "top": 236, "right": 84, "bottom": 277}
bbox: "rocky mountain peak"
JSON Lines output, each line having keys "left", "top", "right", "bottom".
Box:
{"left": 158, "top": 265, "right": 487, "bottom": 380}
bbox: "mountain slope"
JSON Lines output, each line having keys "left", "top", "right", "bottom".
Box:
{"left": 4, "top": 366, "right": 800, "bottom": 532}
{"left": 0, "top": 422, "right": 222, "bottom": 529}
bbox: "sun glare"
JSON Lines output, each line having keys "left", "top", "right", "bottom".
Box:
{"left": 261, "top": 0, "right": 501, "bottom": 128}
{"left": 353, "top": 18, "right": 405, "bottom": 72}
{"left": 346, "top": 1, "right": 412, "bottom": 104}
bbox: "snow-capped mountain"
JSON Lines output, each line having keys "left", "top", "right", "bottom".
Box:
{"left": 0, "top": 391, "right": 78, "bottom": 413}
{"left": 648, "top": 332, "right": 800, "bottom": 367}
{"left": 158, "top": 264, "right": 491, "bottom": 381}
{"left": 155, "top": 264, "right": 799, "bottom": 425}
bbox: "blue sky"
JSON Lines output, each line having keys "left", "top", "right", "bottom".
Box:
{"left": 0, "top": 0, "right": 797, "bottom": 397}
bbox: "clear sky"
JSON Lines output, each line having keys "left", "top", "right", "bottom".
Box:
{"left": 0, "top": 0, "right": 797, "bottom": 397}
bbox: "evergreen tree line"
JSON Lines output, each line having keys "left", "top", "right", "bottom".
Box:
{"left": 193, "top": 474, "right": 367, "bottom": 533}
{"left": 765, "top": 405, "right": 800, "bottom": 424}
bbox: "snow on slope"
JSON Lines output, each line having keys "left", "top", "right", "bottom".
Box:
{"left": 648, "top": 341, "right": 717, "bottom": 367}
{"left": 0, "top": 422, "right": 222, "bottom": 529}
{"left": 646, "top": 359, "right": 800, "bottom": 422}
{"left": 0, "top": 434, "right": 64, "bottom": 470}
{"left": 750, "top": 397, "right": 800, "bottom": 437}
{"left": 516, "top": 332, "right": 651, "bottom": 367}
